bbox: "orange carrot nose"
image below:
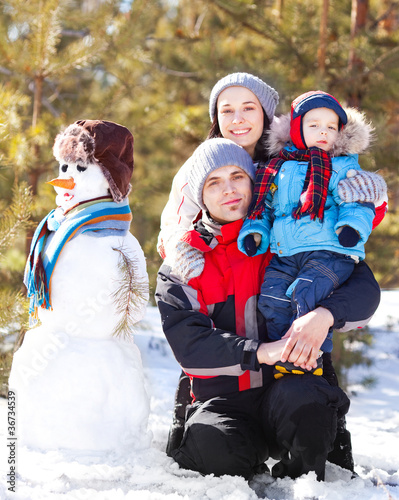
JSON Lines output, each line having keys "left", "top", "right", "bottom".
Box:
{"left": 47, "top": 177, "right": 76, "bottom": 190}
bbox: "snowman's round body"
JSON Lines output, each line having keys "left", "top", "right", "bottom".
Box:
{"left": 9, "top": 157, "right": 149, "bottom": 451}
{"left": 9, "top": 222, "right": 151, "bottom": 452}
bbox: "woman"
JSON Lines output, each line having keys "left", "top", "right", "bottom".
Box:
{"left": 158, "top": 73, "right": 278, "bottom": 262}
{"left": 158, "top": 72, "right": 385, "bottom": 472}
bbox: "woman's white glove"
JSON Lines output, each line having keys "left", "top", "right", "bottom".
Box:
{"left": 166, "top": 240, "right": 205, "bottom": 284}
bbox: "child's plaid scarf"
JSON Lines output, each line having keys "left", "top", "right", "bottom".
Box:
{"left": 247, "top": 147, "right": 332, "bottom": 222}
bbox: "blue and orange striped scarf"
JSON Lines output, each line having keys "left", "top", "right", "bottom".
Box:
{"left": 247, "top": 147, "right": 332, "bottom": 222}
{"left": 24, "top": 197, "right": 132, "bottom": 325}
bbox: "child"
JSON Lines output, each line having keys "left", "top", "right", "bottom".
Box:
{"left": 238, "top": 90, "right": 385, "bottom": 376}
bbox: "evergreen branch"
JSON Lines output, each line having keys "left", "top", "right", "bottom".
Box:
{"left": 45, "top": 36, "right": 108, "bottom": 78}
{"left": 61, "top": 29, "right": 90, "bottom": 38}
{"left": 369, "top": 2, "right": 399, "bottom": 31}
{"left": 111, "top": 246, "right": 149, "bottom": 339}
{"left": 373, "top": 469, "right": 396, "bottom": 499}
{"left": 28, "top": 0, "right": 64, "bottom": 74}
{"left": 212, "top": 0, "right": 308, "bottom": 66}
{"left": 144, "top": 35, "right": 202, "bottom": 43}
{"left": 0, "top": 183, "right": 32, "bottom": 258}
{"left": 366, "top": 45, "right": 399, "bottom": 74}
{"left": 2, "top": 0, "right": 107, "bottom": 80}
{"left": 330, "top": 45, "right": 399, "bottom": 88}
{"left": 0, "top": 290, "right": 26, "bottom": 330}
{"left": 134, "top": 50, "right": 199, "bottom": 78}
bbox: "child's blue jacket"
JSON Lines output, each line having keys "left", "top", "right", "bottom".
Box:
{"left": 238, "top": 149, "right": 374, "bottom": 260}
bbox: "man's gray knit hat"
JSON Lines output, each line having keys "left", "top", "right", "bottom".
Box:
{"left": 188, "top": 138, "right": 255, "bottom": 211}
{"left": 209, "top": 72, "right": 279, "bottom": 123}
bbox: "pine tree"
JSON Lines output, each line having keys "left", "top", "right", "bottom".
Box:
{"left": 0, "top": 0, "right": 137, "bottom": 393}
{"left": 0, "top": 0, "right": 398, "bottom": 391}
{"left": 0, "top": 0, "right": 118, "bottom": 201}
{"left": 0, "top": 184, "right": 33, "bottom": 396}
{"left": 0, "top": 85, "right": 33, "bottom": 396}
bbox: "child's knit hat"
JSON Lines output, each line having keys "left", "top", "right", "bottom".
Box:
{"left": 53, "top": 120, "right": 134, "bottom": 202}
{"left": 188, "top": 138, "right": 255, "bottom": 211}
{"left": 290, "top": 91, "right": 348, "bottom": 149}
{"left": 209, "top": 72, "right": 279, "bottom": 123}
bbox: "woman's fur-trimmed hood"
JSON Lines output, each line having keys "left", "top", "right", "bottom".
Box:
{"left": 267, "top": 107, "right": 374, "bottom": 158}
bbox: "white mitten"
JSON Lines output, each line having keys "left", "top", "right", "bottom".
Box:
{"left": 167, "top": 240, "right": 205, "bottom": 284}
{"left": 338, "top": 170, "right": 387, "bottom": 206}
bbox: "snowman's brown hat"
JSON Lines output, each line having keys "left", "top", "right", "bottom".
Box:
{"left": 53, "top": 120, "right": 134, "bottom": 202}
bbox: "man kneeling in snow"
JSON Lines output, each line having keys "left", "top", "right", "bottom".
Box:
{"left": 155, "top": 138, "right": 379, "bottom": 481}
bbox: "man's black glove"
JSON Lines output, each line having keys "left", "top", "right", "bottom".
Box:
{"left": 274, "top": 356, "right": 323, "bottom": 379}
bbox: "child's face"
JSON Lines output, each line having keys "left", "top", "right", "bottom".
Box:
{"left": 302, "top": 107, "right": 339, "bottom": 152}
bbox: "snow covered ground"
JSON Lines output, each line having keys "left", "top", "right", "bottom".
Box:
{"left": 1, "top": 290, "right": 398, "bottom": 500}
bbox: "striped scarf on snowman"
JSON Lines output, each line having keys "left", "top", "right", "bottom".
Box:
{"left": 25, "top": 197, "right": 132, "bottom": 326}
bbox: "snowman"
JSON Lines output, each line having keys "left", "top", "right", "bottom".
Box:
{"left": 9, "top": 120, "right": 151, "bottom": 453}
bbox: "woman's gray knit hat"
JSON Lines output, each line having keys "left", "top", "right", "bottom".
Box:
{"left": 209, "top": 72, "right": 279, "bottom": 123}
{"left": 188, "top": 138, "right": 255, "bottom": 211}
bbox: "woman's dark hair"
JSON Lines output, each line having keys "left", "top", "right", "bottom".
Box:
{"left": 206, "top": 107, "right": 271, "bottom": 162}
{"left": 206, "top": 114, "right": 222, "bottom": 140}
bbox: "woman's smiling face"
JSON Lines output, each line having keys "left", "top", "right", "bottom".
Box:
{"left": 217, "top": 86, "right": 264, "bottom": 158}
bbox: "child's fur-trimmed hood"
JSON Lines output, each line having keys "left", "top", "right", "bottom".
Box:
{"left": 267, "top": 107, "right": 374, "bottom": 158}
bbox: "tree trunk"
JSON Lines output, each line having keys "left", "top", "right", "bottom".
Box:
{"left": 26, "top": 74, "right": 45, "bottom": 255}
{"left": 347, "top": 0, "right": 369, "bottom": 107}
{"left": 32, "top": 75, "right": 43, "bottom": 128}
{"left": 318, "top": 0, "right": 329, "bottom": 76}
{"left": 275, "top": 0, "right": 284, "bottom": 22}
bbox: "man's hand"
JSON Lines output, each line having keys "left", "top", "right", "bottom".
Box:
{"left": 280, "top": 307, "right": 334, "bottom": 370}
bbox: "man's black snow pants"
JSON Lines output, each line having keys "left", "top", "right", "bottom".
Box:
{"left": 172, "top": 375, "right": 350, "bottom": 481}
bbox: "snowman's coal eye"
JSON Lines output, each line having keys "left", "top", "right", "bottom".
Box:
{"left": 61, "top": 164, "right": 68, "bottom": 173}
{"left": 77, "top": 165, "right": 87, "bottom": 173}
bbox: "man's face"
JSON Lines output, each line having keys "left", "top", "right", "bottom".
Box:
{"left": 202, "top": 165, "right": 252, "bottom": 224}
